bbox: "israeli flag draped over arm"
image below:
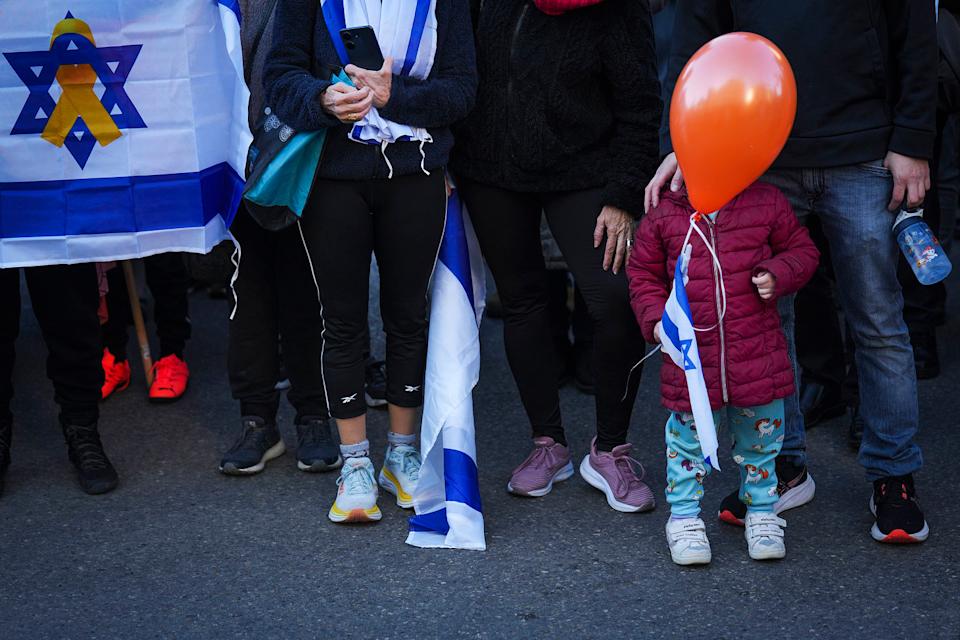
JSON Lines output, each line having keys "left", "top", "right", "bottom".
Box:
{"left": 660, "top": 246, "right": 721, "bottom": 471}
{"left": 406, "top": 179, "right": 486, "bottom": 551}
{"left": 0, "top": 0, "right": 251, "bottom": 267}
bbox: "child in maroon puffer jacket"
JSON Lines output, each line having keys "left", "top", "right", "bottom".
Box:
{"left": 627, "top": 181, "right": 818, "bottom": 566}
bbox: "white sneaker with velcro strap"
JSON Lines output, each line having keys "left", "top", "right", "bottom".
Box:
{"left": 744, "top": 512, "right": 787, "bottom": 560}
{"left": 665, "top": 517, "right": 712, "bottom": 565}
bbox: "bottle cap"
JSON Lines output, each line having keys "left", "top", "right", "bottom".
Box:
{"left": 893, "top": 208, "right": 923, "bottom": 231}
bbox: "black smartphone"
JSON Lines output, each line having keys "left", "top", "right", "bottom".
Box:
{"left": 339, "top": 27, "right": 385, "bottom": 70}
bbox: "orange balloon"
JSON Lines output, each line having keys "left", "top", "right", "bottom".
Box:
{"left": 670, "top": 32, "right": 797, "bottom": 213}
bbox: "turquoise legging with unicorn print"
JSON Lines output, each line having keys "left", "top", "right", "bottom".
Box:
{"left": 665, "top": 399, "right": 784, "bottom": 518}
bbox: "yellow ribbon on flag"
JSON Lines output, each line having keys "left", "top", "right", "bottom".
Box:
{"left": 40, "top": 17, "right": 122, "bottom": 148}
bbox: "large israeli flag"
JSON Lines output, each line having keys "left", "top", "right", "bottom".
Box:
{"left": 406, "top": 181, "right": 486, "bottom": 551}
{"left": 661, "top": 247, "right": 721, "bottom": 471}
{"left": 0, "top": 0, "right": 250, "bottom": 267}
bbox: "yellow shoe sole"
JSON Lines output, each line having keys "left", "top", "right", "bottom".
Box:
{"left": 328, "top": 502, "right": 382, "bottom": 523}
{"left": 378, "top": 468, "right": 414, "bottom": 509}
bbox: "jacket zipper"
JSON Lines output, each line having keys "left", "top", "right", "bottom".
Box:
{"left": 502, "top": 3, "right": 529, "bottom": 180}
{"left": 705, "top": 218, "right": 729, "bottom": 404}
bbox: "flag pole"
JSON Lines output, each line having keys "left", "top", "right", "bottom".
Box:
{"left": 122, "top": 260, "right": 154, "bottom": 386}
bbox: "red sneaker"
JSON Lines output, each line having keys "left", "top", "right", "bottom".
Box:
{"left": 149, "top": 354, "right": 190, "bottom": 403}
{"left": 101, "top": 349, "right": 131, "bottom": 400}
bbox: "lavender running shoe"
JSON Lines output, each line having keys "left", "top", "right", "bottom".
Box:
{"left": 507, "top": 436, "right": 575, "bottom": 497}
{"left": 579, "top": 438, "right": 655, "bottom": 512}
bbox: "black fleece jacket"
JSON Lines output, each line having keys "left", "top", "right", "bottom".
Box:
{"left": 451, "top": 0, "right": 662, "bottom": 217}
{"left": 264, "top": 0, "right": 477, "bottom": 181}
{"left": 662, "top": 1, "right": 938, "bottom": 167}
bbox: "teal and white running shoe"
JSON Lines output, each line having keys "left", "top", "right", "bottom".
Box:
{"left": 378, "top": 444, "right": 421, "bottom": 509}
{"left": 328, "top": 456, "right": 381, "bottom": 523}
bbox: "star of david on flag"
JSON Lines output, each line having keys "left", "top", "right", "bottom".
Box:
{"left": 660, "top": 245, "right": 721, "bottom": 471}
{"left": 0, "top": 1, "right": 251, "bottom": 268}
{"left": 679, "top": 339, "right": 696, "bottom": 370}
{"left": 5, "top": 12, "right": 145, "bottom": 168}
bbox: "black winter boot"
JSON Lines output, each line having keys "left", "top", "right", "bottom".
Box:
{"left": 62, "top": 422, "right": 118, "bottom": 495}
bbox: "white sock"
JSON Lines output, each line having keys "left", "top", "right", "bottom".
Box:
{"left": 387, "top": 432, "right": 416, "bottom": 447}
{"left": 340, "top": 440, "right": 369, "bottom": 459}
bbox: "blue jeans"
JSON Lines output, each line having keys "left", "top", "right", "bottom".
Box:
{"left": 763, "top": 162, "right": 922, "bottom": 480}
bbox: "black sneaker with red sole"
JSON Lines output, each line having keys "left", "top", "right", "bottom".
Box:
{"left": 718, "top": 457, "right": 816, "bottom": 526}
{"left": 870, "top": 474, "right": 928, "bottom": 544}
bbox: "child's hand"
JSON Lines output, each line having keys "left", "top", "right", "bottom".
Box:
{"left": 654, "top": 321, "right": 663, "bottom": 343}
{"left": 752, "top": 271, "right": 776, "bottom": 300}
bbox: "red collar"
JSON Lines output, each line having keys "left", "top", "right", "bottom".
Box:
{"left": 533, "top": 0, "right": 606, "bottom": 16}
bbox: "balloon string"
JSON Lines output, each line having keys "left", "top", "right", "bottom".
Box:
{"left": 620, "top": 344, "right": 662, "bottom": 402}
{"left": 621, "top": 212, "right": 728, "bottom": 402}
{"left": 683, "top": 212, "right": 727, "bottom": 333}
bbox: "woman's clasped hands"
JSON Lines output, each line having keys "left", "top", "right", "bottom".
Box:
{"left": 321, "top": 57, "right": 395, "bottom": 124}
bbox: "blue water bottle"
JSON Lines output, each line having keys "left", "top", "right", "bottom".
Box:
{"left": 893, "top": 208, "right": 953, "bottom": 285}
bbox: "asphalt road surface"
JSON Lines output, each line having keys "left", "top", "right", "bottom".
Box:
{"left": 1, "top": 266, "right": 958, "bottom": 639}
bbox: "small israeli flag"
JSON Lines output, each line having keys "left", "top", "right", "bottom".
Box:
{"left": 660, "top": 245, "right": 721, "bottom": 471}
{"left": 406, "top": 179, "right": 486, "bottom": 551}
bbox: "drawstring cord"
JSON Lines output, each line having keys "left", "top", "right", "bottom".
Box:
{"left": 618, "top": 212, "right": 728, "bottom": 401}
{"left": 227, "top": 230, "right": 241, "bottom": 320}
{"left": 419, "top": 139, "right": 431, "bottom": 176}
{"left": 380, "top": 140, "right": 395, "bottom": 179}
{"left": 373, "top": 137, "right": 433, "bottom": 179}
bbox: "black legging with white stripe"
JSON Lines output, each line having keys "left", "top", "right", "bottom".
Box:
{"left": 299, "top": 171, "right": 447, "bottom": 420}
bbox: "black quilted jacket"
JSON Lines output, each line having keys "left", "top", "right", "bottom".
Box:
{"left": 451, "top": 0, "right": 662, "bottom": 217}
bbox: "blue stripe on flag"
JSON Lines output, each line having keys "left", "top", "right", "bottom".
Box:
{"left": 406, "top": 449, "right": 482, "bottom": 534}
{"left": 661, "top": 308, "right": 683, "bottom": 355}
{"left": 322, "top": 0, "right": 350, "bottom": 66}
{"left": 438, "top": 190, "right": 475, "bottom": 309}
{"left": 409, "top": 508, "right": 450, "bottom": 534}
{"left": 0, "top": 163, "right": 242, "bottom": 238}
{"left": 443, "top": 448, "right": 482, "bottom": 513}
{"left": 217, "top": 0, "right": 242, "bottom": 24}
{"left": 662, "top": 257, "right": 698, "bottom": 371}
{"left": 401, "top": 0, "right": 432, "bottom": 75}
